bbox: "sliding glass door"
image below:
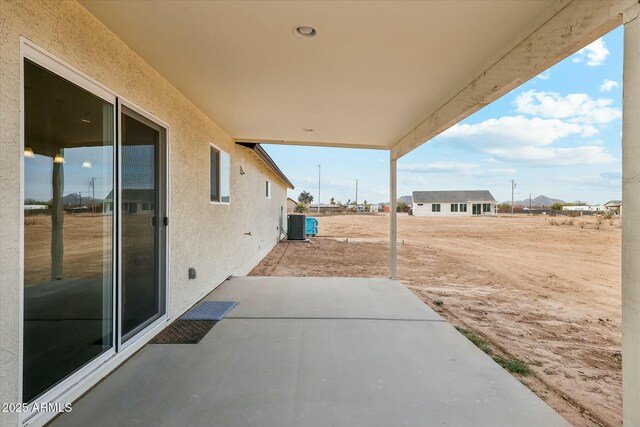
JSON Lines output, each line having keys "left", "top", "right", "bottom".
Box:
{"left": 22, "top": 55, "right": 168, "bottom": 404}
{"left": 119, "top": 106, "right": 167, "bottom": 343}
{"left": 23, "top": 59, "right": 115, "bottom": 402}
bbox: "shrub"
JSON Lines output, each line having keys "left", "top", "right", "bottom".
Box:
{"left": 493, "top": 355, "right": 531, "bottom": 376}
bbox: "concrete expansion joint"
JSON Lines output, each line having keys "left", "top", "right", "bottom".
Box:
{"left": 225, "top": 316, "right": 447, "bottom": 322}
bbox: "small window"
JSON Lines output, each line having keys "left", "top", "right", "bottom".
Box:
{"left": 432, "top": 203, "right": 441, "bottom": 212}
{"left": 451, "top": 203, "right": 458, "bottom": 212}
{"left": 265, "top": 180, "right": 272, "bottom": 198}
{"left": 210, "top": 145, "right": 230, "bottom": 203}
{"left": 460, "top": 203, "right": 467, "bottom": 212}
{"left": 483, "top": 203, "right": 491, "bottom": 213}
{"left": 417, "top": 203, "right": 424, "bottom": 206}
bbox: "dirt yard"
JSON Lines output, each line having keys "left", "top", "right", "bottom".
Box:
{"left": 249, "top": 213, "right": 622, "bottom": 427}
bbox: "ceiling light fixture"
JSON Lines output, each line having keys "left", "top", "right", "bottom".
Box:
{"left": 295, "top": 26, "right": 317, "bottom": 37}
{"left": 81, "top": 119, "right": 91, "bottom": 124}
{"left": 24, "top": 146, "right": 35, "bottom": 158}
{"left": 53, "top": 154, "right": 65, "bottom": 164}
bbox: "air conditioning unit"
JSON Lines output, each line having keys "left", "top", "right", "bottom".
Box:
{"left": 287, "top": 214, "right": 306, "bottom": 240}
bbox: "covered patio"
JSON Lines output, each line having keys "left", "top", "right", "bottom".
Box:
{"left": 50, "top": 277, "right": 569, "bottom": 427}
{"left": 2, "top": 1, "right": 640, "bottom": 426}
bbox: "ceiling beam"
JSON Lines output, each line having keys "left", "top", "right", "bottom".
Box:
{"left": 391, "top": 0, "right": 637, "bottom": 160}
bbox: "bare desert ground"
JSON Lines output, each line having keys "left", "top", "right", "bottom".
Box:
{"left": 250, "top": 213, "right": 622, "bottom": 427}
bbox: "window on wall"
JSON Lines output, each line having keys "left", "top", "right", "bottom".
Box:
{"left": 451, "top": 203, "right": 458, "bottom": 212}
{"left": 460, "top": 203, "right": 467, "bottom": 212}
{"left": 483, "top": 203, "right": 491, "bottom": 213}
{"left": 432, "top": 203, "right": 441, "bottom": 212}
{"left": 265, "top": 180, "right": 271, "bottom": 198}
{"left": 210, "top": 145, "right": 230, "bottom": 203}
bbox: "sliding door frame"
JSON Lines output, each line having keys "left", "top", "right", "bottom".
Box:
{"left": 117, "top": 100, "right": 170, "bottom": 351}
{"left": 19, "top": 39, "right": 118, "bottom": 424}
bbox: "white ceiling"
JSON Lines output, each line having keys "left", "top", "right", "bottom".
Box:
{"left": 81, "top": 0, "right": 558, "bottom": 150}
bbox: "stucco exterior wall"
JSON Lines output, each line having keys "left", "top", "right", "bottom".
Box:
{"left": 0, "top": 1, "right": 289, "bottom": 424}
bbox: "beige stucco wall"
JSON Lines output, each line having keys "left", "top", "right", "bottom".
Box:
{"left": 0, "top": 1, "right": 289, "bottom": 424}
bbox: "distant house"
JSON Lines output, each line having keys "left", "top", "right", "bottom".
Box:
{"left": 309, "top": 203, "right": 346, "bottom": 213}
{"left": 563, "top": 205, "right": 606, "bottom": 212}
{"left": 103, "top": 189, "right": 155, "bottom": 215}
{"left": 605, "top": 200, "right": 622, "bottom": 215}
{"left": 412, "top": 190, "right": 496, "bottom": 216}
{"left": 287, "top": 197, "right": 297, "bottom": 212}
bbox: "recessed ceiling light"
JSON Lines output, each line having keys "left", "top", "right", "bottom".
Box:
{"left": 295, "top": 26, "right": 317, "bottom": 37}
{"left": 303, "top": 128, "right": 314, "bottom": 132}
{"left": 24, "top": 146, "right": 35, "bottom": 158}
{"left": 81, "top": 119, "right": 91, "bottom": 124}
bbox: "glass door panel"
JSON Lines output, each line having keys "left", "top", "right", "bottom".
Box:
{"left": 23, "top": 59, "right": 115, "bottom": 402}
{"left": 120, "top": 107, "right": 166, "bottom": 342}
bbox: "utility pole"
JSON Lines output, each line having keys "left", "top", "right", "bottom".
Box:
{"left": 317, "top": 165, "right": 321, "bottom": 214}
{"left": 355, "top": 179, "right": 358, "bottom": 211}
{"left": 511, "top": 179, "right": 516, "bottom": 215}
{"left": 89, "top": 177, "right": 96, "bottom": 216}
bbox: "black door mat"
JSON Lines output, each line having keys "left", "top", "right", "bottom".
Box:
{"left": 150, "top": 320, "right": 217, "bottom": 344}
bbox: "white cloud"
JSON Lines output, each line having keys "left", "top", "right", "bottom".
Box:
{"left": 443, "top": 115, "right": 582, "bottom": 147}
{"left": 484, "top": 145, "right": 616, "bottom": 166}
{"left": 514, "top": 90, "right": 621, "bottom": 125}
{"left": 398, "top": 161, "right": 478, "bottom": 174}
{"left": 600, "top": 79, "right": 619, "bottom": 92}
{"left": 572, "top": 57, "right": 583, "bottom": 64}
{"left": 574, "top": 38, "right": 609, "bottom": 66}
{"left": 438, "top": 115, "right": 616, "bottom": 166}
{"left": 556, "top": 171, "right": 622, "bottom": 187}
{"left": 536, "top": 71, "right": 551, "bottom": 80}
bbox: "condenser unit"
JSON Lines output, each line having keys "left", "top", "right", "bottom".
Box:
{"left": 287, "top": 214, "right": 306, "bottom": 240}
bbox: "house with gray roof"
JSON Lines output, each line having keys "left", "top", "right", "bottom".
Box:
{"left": 605, "top": 200, "right": 622, "bottom": 216}
{"left": 412, "top": 190, "right": 496, "bottom": 216}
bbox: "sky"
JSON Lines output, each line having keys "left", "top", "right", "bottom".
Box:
{"left": 263, "top": 26, "right": 624, "bottom": 205}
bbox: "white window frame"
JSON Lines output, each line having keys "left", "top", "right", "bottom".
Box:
{"left": 209, "top": 143, "right": 230, "bottom": 205}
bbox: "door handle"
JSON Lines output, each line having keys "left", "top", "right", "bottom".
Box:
{"left": 163, "top": 217, "right": 169, "bottom": 227}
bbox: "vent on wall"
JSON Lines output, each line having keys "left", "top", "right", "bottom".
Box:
{"left": 287, "top": 214, "right": 306, "bottom": 240}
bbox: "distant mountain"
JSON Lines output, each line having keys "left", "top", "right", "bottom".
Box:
{"left": 502, "top": 195, "right": 566, "bottom": 207}
{"left": 377, "top": 196, "right": 414, "bottom": 205}
{"left": 50, "top": 193, "right": 103, "bottom": 206}
{"left": 398, "top": 195, "right": 413, "bottom": 204}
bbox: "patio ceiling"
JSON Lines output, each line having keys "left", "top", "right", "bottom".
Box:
{"left": 81, "top": 1, "right": 626, "bottom": 158}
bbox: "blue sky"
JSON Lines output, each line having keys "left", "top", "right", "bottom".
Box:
{"left": 264, "top": 27, "right": 623, "bottom": 205}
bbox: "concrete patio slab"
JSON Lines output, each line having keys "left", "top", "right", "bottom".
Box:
{"left": 50, "top": 277, "right": 570, "bottom": 427}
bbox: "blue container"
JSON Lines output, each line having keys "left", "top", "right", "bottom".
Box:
{"left": 305, "top": 217, "right": 318, "bottom": 237}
